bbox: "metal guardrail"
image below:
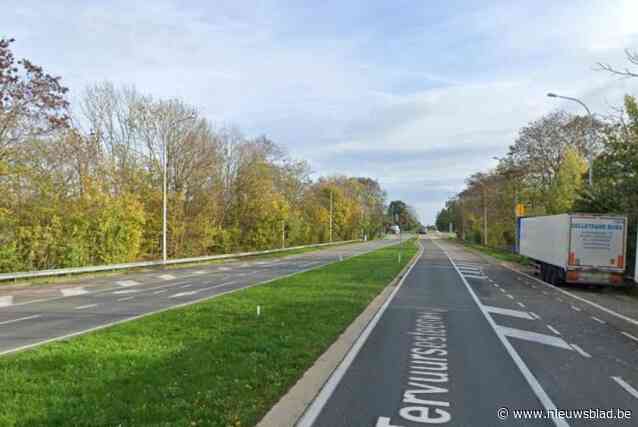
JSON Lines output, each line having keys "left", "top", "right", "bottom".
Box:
{"left": 0, "top": 240, "right": 361, "bottom": 282}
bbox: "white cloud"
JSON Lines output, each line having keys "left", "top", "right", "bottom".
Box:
{"left": 3, "top": 0, "right": 638, "bottom": 225}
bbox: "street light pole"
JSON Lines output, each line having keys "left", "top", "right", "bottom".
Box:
{"left": 547, "top": 92, "right": 594, "bottom": 186}
{"left": 329, "top": 189, "right": 333, "bottom": 242}
{"left": 161, "top": 115, "right": 195, "bottom": 264}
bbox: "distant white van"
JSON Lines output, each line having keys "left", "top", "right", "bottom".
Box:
{"left": 389, "top": 225, "right": 400, "bottom": 234}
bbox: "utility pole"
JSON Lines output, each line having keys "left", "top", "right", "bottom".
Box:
{"left": 162, "top": 139, "right": 168, "bottom": 263}
{"left": 459, "top": 198, "right": 465, "bottom": 241}
{"left": 482, "top": 185, "right": 488, "bottom": 246}
{"left": 281, "top": 221, "right": 285, "bottom": 249}
{"left": 161, "top": 114, "right": 195, "bottom": 264}
{"left": 329, "top": 189, "right": 333, "bottom": 242}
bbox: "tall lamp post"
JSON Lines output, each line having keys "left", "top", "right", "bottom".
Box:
{"left": 546, "top": 92, "right": 594, "bottom": 186}
{"left": 162, "top": 115, "right": 195, "bottom": 264}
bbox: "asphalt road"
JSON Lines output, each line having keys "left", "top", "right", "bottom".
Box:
{"left": 304, "top": 237, "right": 638, "bottom": 427}
{"left": 0, "top": 238, "right": 400, "bottom": 356}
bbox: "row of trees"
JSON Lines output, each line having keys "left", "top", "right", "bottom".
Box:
{"left": 436, "top": 51, "right": 638, "bottom": 273}
{"left": 0, "top": 38, "right": 387, "bottom": 273}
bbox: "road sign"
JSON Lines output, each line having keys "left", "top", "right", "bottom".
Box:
{"left": 515, "top": 203, "right": 526, "bottom": 217}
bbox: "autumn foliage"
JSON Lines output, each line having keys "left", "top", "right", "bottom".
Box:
{"left": 0, "top": 39, "right": 386, "bottom": 272}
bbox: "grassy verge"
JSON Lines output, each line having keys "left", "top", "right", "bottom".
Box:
{"left": 461, "top": 241, "right": 531, "bottom": 266}
{"left": 0, "top": 239, "right": 418, "bottom": 427}
{"left": 1, "top": 240, "right": 361, "bottom": 288}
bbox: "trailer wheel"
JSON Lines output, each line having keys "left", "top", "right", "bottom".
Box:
{"left": 549, "top": 267, "right": 561, "bottom": 286}
{"left": 540, "top": 263, "right": 549, "bottom": 283}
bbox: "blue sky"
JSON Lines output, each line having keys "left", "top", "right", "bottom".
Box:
{"left": 3, "top": 0, "right": 638, "bottom": 223}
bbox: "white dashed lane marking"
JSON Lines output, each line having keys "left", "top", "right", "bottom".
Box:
{"left": 61, "top": 287, "right": 88, "bottom": 296}
{"left": 0, "top": 314, "right": 41, "bottom": 326}
{"left": 75, "top": 304, "right": 98, "bottom": 310}
{"left": 621, "top": 332, "right": 638, "bottom": 343}
{"left": 169, "top": 291, "right": 199, "bottom": 298}
{"left": 0, "top": 296, "right": 14, "bottom": 307}
{"left": 517, "top": 302, "right": 526, "bottom": 309}
{"left": 612, "top": 377, "right": 638, "bottom": 399}
{"left": 591, "top": 316, "right": 606, "bottom": 324}
{"left": 571, "top": 305, "right": 582, "bottom": 312}
{"left": 116, "top": 280, "right": 140, "bottom": 287}
{"left": 158, "top": 274, "right": 176, "bottom": 280}
{"left": 546, "top": 325, "right": 561, "bottom": 335}
{"left": 570, "top": 344, "right": 591, "bottom": 358}
{"left": 112, "top": 290, "right": 139, "bottom": 295}
{"left": 117, "top": 296, "right": 135, "bottom": 302}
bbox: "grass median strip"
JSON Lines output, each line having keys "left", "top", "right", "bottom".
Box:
{"left": 0, "top": 239, "right": 417, "bottom": 427}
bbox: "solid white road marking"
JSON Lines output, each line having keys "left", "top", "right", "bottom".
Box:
{"left": 571, "top": 305, "right": 581, "bottom": 312}
{"left": 591, "top": 316, "right": 606, "bottom": 324}
{"left": 0, "top": 296, "right": 14, "bottom": 307}
{"left": 484, "top": 305, "right": 534, "bottom": 320}
{"left": 570, "top": 344, "right": 591, "bottom": 358}
{"left": 0, "top": 314, "right": 41, "bottom": 326}
{"left": 621, "top": 332, "right": 638, "bottom": 343}
{"left": 112, "top": 290, "right": 139, "bottom": 295}
{"left": 169, "top": 291, "right": 199, "bottom": 298}
{"left": 612, "top": 377, "right": 638, "bottom": 399}
{"left": 61, "top": 287, "right": 88, "bottom": 296}
{"left": 434, "top": 241, "right": 569, "bottom": 427}
{"left": 116, "top": 280, "right": 140, "bottom": 287}
{"left": 546, "top": 325, "right": 561, "bottom": 335}
{"left": 497, "top": 326, "right": 573, "bottom": 351}
{"left": 517, "top": 302, "right": 526, "bottom": 309}
{"left": 158, "top": 274, "right": 176, "bottom": 280}
{"left": 117, "top": 296, "right": 135, "bottom": 302}
{"left": 75, "top": 304, "right": 98, "bottom": 310}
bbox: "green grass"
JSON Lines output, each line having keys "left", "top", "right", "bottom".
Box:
{"left": 462, "top": 241, "right": 532, "bottom": 266}
{"left": 1, "top": 240, "right": 361, "bottom": 288}
{"left": 0, "top": 239, "right": 418, "bottom": 427}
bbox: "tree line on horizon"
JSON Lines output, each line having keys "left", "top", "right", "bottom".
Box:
{"left": 0, "top": 38, "right": 406, "bottom": 273}
{"left": 435, "top": 50, "right": 638, "bottom": 274}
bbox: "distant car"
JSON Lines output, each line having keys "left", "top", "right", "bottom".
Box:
{"left": 389, "top": 225, "right": 400, "bottom": 234}
{"left": 417, "top": 228, "right": 427, "bottom": 235}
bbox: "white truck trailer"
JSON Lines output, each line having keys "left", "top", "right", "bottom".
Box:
{"left": 518, "top": 214, "right": 627, "bottom": 286}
